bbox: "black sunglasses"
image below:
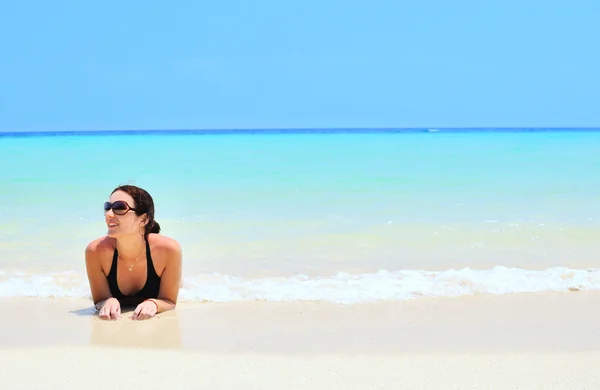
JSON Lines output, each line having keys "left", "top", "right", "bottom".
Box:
{"left": 104, "top": 201, "right": 136, "bottom": 215}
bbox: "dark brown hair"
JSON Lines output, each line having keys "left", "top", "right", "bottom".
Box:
{"left": 111, "top": 185, "right": 161, "bottom": 238}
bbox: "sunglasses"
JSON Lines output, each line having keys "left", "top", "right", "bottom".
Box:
{"left": 104, "top": 200, "right": 137, "bottom": 215}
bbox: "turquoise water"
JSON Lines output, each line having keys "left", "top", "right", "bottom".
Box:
{"left": 1, "top": 129, "right": 600, "bottom": 302}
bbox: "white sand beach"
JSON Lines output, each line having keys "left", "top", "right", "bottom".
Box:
{"left": 2, "top": 291, "right": 600, "bottom": 389}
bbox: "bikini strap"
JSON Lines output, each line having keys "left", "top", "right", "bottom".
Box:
{"left": 108, "top": 248, "right": 119, "bottom": 277}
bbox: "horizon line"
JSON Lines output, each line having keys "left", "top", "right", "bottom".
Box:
{"left": 1, "top": 126, "right": 600, "bottom": 137}
{"left": 2, "top": 126, "right": 600, "bottom": 132}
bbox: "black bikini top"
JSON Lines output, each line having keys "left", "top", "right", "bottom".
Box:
{"left": 106, "top": 240, "right": 161, "bottom": 306}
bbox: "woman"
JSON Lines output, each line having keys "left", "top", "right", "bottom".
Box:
{"left": 85, "top": 185, "right": 182, "bottom": 321}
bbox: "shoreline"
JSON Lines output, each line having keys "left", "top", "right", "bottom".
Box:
{"left": 3, "top": 290, "right": 600, "bottom": 353}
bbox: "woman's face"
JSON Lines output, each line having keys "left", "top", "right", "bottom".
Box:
{"left": 104, "top": 190, "right": 145, "bottom": 238}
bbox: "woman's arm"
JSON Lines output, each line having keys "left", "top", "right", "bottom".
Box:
{"left": 85, "top": 240, "right": 113, "bottom": 306}
{"left": 153, "top": 240, "right": 183, "bottom": 313}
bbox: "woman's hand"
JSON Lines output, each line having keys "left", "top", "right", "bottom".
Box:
{"left": 132, "top": 299, "right": 158, "bottom": 320}
{"left": 97, "top": 297, "right": 121, "bottom": 320}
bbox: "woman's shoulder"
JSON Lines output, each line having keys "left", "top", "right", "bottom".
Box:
{"left": 148, "top": 233, "right": 182, "bottom": 255}
{"left": 85, "top": 236, "right": 116, "bottom": 254}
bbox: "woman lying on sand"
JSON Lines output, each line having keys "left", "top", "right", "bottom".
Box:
{"left": 85, "top": 185, "right": 182, "bottom": 321}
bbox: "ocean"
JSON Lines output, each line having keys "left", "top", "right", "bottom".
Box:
{"left": 1, "top": 128, "right": 599, "bottom": 303}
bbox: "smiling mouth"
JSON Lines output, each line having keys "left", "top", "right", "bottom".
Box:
{"left": 107, "top": 222, "right": 119, "bottom": 228}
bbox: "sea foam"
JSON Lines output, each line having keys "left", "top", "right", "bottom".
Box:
{"left": 1, "top": 266, "right": 599, "bottom": 303}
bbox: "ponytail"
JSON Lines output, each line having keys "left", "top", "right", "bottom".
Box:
{"left": 149, "top": 220, "right": 161, "bottom": 235}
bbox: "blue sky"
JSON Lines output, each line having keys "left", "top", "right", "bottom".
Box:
{"left": 1, "top": 0, "right": 599, "bottom": 131}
